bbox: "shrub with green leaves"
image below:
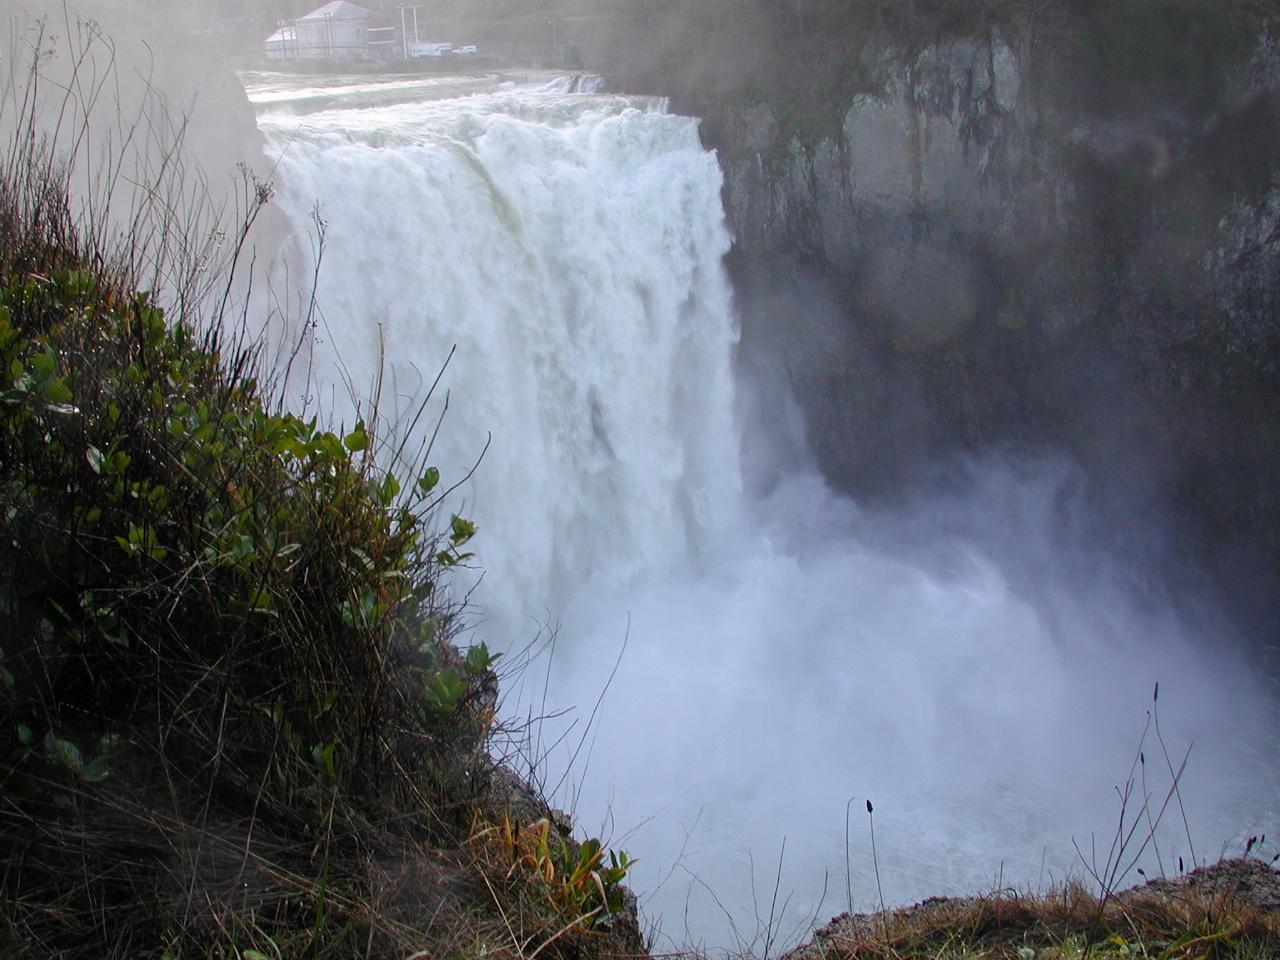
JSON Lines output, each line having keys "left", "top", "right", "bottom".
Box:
{"left": 0, "top": 29, "right": 528, "bottom": 958}
{"left": 0, "top": 263, "right": 490, "bottom": 822}
{"left": 468, "top": 813, "right": 636, "bottom": 930}
{"left": 0, "top": 20, "right": 645, "bottom": 960}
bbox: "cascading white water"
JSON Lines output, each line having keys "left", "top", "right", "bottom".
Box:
{"left": 258, "top": 82, "right": 740, "bottom": 628}
{"left": 252, "top": 76, "right": 1278, "bottom": 950}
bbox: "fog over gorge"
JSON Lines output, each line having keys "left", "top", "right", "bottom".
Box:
{"left": 10, "top": 0, "right": 1280, "bottom": 952}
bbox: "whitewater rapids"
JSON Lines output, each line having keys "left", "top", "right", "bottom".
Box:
{"left": 251, "top": 74, "right": 1278, "bottom": 950}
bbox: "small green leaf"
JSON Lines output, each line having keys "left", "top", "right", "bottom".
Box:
{"left": 43, "top": 378, "right": 72, "bottom": 404}
{"left": 79, "top": 758, "right": 111, "bottom": 783}
{"left": 86, "top": 445, "right": 103, "bottom": 474}
{"left": 450, "top": 514, "right": 477, "bottom": 544}
{"left": 339, "top": 600, "right": 358, "bottom": 629}
{"left": 416, "top": 616, "right": 438, "bottom": 648}
{"left": 466, "top": 643, "right": 500, "bottom": 676}
{"left": 343, "top": 423, "right": 368, "bottom": 452}
{"left": 44, "top": 730, "right": 84, "bottom": 773}
{"left": 247, "top": 588, "right": 275, "bottom": 613}
{"left": 317, "top": 432, "right": 345, "bottom": 460}
{"left": 379, "top": 473, "right": 399, "bottom": 504}
{"left": 418, "top": 466, "right": 440, "bottom": 493}
{"left": 311, "top": 742, "right": 336, "bottom": 779}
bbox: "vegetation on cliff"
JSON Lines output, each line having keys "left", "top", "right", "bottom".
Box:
{"left": 0, "top": 22, "right": 635, "bottom": 960}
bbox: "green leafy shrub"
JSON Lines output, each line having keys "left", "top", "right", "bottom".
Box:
{"left": 468, "top": 813, "right": 636, "bottom": 930}
{"left": 0, "top": 192, "right": 514, "bottom": 950}
{"left": 0, "top": 20, "right": 635, "bottom": 960}
{"left": 0, "top": 260, "right": 487, "bottom": 814}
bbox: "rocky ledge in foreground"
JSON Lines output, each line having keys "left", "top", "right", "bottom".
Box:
{"left": 786, "top": 858, "right": 1280, "bottom": 960}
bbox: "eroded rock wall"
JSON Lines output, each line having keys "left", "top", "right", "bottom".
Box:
{"left": 614, "top": 7, "right": 1280, "bottom": 639}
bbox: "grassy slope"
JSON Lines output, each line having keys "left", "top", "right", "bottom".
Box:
{"left": 0, "top": 22, "right": 638, "bottom": 960}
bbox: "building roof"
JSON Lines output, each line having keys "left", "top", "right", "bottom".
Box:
{"left": 299, "top": 1, "right": 369, "bottom": 21}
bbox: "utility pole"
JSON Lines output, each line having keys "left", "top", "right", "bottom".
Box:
{"left": 399, "top": 4, "right": 422, "bottom": 59}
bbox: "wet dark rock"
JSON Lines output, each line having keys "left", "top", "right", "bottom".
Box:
{"left": 622, "top": 11, "right": 1280, "bottom": 644}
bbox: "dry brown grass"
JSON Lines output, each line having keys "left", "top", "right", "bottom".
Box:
{"left": 782, "top": 860, "right": 1280, "bottom": 960}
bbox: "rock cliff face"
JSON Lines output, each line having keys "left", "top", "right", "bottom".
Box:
{"left": 614, "top": 7, "right": 1280, "bottom": 640}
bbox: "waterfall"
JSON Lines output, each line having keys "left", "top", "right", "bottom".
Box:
{"left": 258, "top": 86, "right": 741, "bottom": 627}
{"left": 254, "top": 77, "right": 1278, "bottom": 949}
